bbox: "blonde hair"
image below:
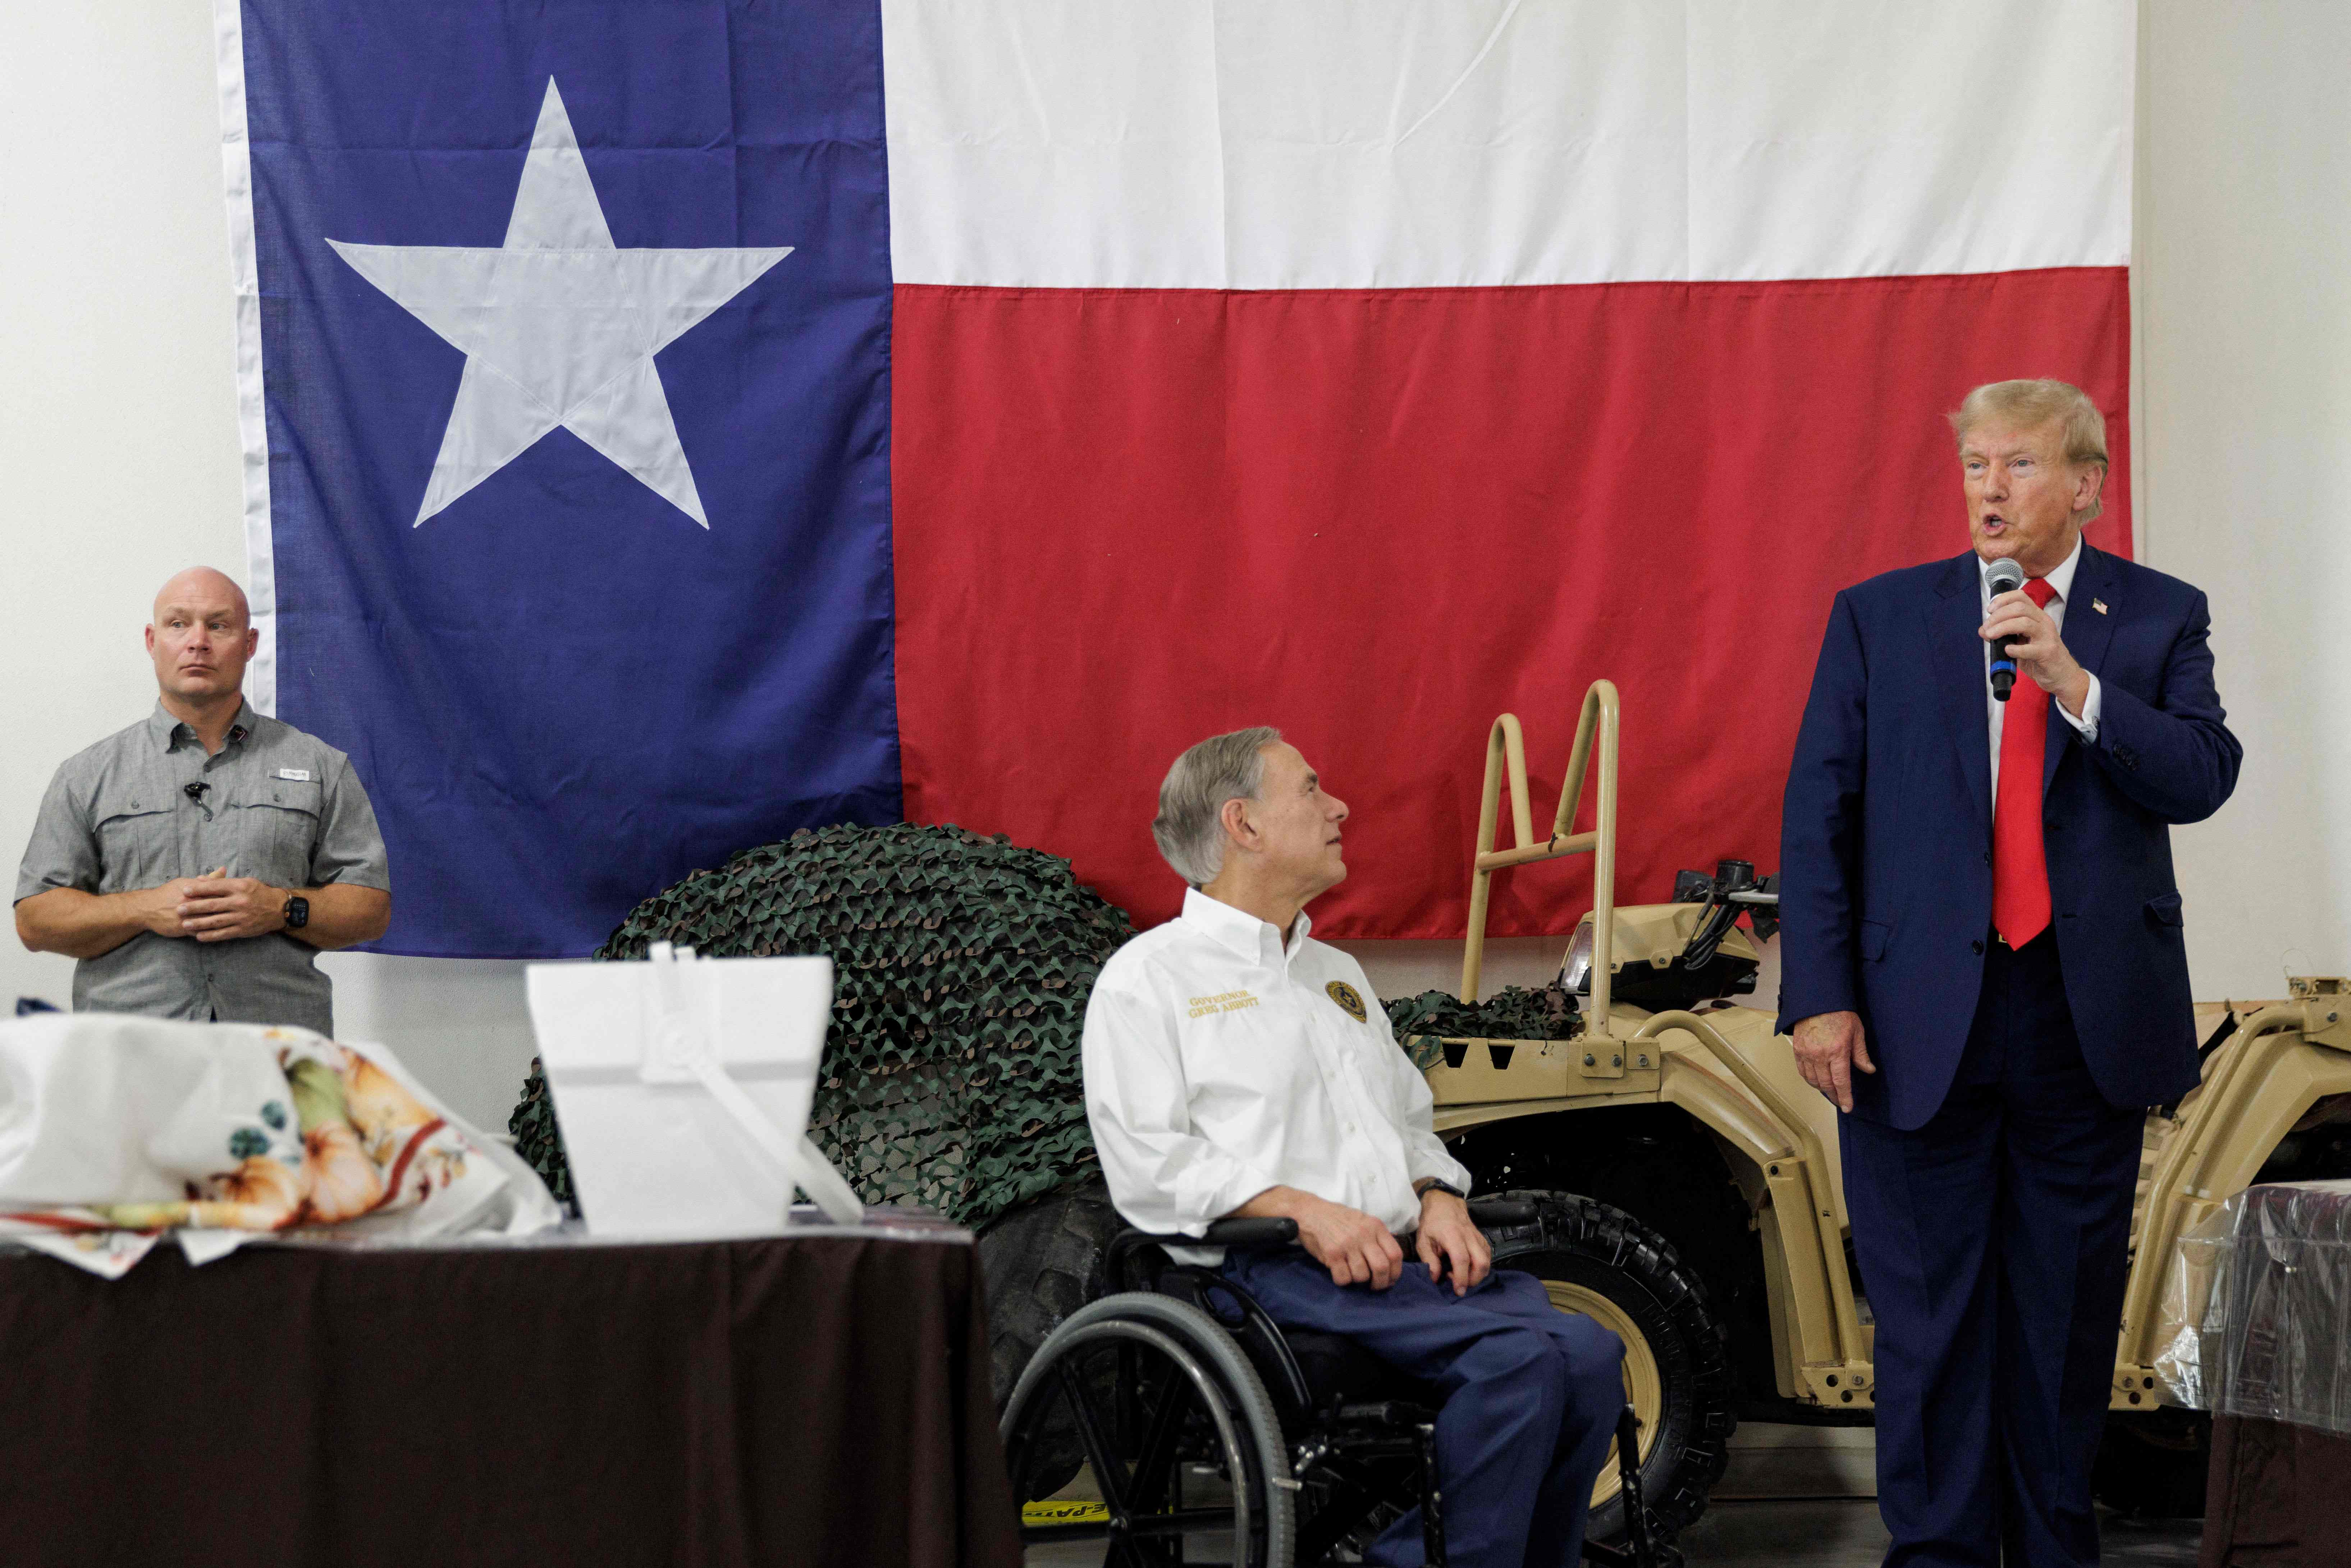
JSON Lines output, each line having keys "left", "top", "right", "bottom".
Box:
{"left": 1949, "top": 379, "right": 2111, "bottom": 522}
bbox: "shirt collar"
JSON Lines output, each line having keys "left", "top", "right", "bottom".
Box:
{"left": 1180, "top": 886, "right": 1312, "bottom": 967}
{"left": 150, "top": 700, "right": 252, "bottom": 753}
{"left": 1977, "top": 532, "right": 2084, "bottom": 605}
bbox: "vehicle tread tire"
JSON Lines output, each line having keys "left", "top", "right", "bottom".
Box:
{"left": 1482, "top": 1189, "right": 1737, "bottom": 1540}
{"left": 976, "top": 1180, "right": 1122, "bottom": 1407}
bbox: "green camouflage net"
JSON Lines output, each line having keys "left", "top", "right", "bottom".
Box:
{"left": 1383, "top": 983, "right": 1580, "bottom": 1070}
{"left": 509, "top": 822, "right": 1134, "bottom": 1228}
{"left": 508, "top": 1064, "right": 575, "bottom": 1212}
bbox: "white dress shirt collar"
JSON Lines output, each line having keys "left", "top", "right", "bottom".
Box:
{"left": 1180, "top": 886, "right": 1311, "bottom": 967}
{"left": 1977, "top": 531, "right": 2084, "bottom": 605}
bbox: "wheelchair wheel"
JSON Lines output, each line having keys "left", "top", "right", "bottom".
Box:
{"left": 1002, "top": 1292, "right": 1295, "bottom": 1567}
{"left": 1487, "top": 1193, "right": 1735, "bottom": 1542}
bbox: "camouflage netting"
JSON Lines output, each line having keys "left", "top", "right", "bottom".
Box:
{"left": 508, "top": 822, "right": 1134, "bottom": 1228}
{"left": 1384, "top": 983, "right": 1580, "bottom": 1069}
{"left": 508, "top": 1065, "right": 575, "bottom": 1212}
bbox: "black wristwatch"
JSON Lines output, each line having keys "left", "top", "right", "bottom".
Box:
{"left": 1420, "top": 1180, "right": 1467, "bottom": 1201}
{"left": 282, "top": 894, "right": 310, "bottom": 931}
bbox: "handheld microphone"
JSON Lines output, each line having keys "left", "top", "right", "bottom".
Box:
{"left": 1985, "top": 557, "right": 2026, "bottom": 702}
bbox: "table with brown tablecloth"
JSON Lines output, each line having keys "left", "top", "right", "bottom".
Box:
{"left": 2170, "top": 1181, "right": 2351, "bottom": 1565}
{"left": 2201, "top": 1415, "right": 2351, "bottom": 1567}
{"left": 0, "top": 1223, "right": 1022, "bottom": 1568}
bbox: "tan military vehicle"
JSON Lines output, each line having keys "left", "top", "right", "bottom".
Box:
{"left": 1422, "top": 680, "right": 2347, "bottom": 1538}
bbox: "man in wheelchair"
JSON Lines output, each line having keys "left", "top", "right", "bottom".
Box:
{"left": 1080, "top": 726, "right": 1626, "bottom": 1568}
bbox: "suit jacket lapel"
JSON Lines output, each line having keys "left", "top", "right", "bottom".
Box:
{"left": 2046, "top": 542, "right": 2123, "bottom": 795}
{"left": 1928, "top": 552, "right": 1993, "bottom": 835}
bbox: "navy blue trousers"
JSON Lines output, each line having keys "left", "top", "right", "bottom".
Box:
{"left": 1222, "top": 1251, "right": 1623, "bottom": 1568}
{"left": 1841, "top": 931, "right": 2143, "bottom": 1567}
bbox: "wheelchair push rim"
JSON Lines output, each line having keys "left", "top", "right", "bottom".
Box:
{"left": 1002, "top": 1313, "right": 1287, "bottom": 1567}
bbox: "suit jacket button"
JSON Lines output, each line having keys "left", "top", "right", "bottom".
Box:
{"left": 1982, "top": 850, "right": 1992, "bottom": 867}
{"left": 1971, "top": 939, "right": 1985, "bottom": 955}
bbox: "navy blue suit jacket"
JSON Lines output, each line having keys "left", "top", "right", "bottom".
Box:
{"left": 1776, "top": 545, "right": 2241, "bottom": 1129}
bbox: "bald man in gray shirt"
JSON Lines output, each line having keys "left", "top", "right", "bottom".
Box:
{"left": 14, "top": 568, "right": 391, "bottom": 1036}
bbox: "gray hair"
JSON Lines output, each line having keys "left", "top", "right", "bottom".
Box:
{"left": 1152, "top": 727, "right": 1282, "bottom": 886}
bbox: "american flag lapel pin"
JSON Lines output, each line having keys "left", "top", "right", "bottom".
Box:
{"left": 2092, "top": 598, "right": 2109, "bottom": 614}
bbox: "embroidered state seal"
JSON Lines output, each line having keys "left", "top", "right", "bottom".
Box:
{"left": 1326, "top": 980, "right": 1368, "bottom": 1023}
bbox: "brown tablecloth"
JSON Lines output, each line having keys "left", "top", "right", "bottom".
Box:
{"left": 2201, "top": 1415, "right": 2351, "bottom": 1566}
{"left": 0, "top": 1228, "right": 1021, "bottom": 1568}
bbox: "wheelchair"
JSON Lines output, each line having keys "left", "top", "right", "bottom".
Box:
{"left": 1000, "top": 1197, "right": 1674, "bottom": 1568}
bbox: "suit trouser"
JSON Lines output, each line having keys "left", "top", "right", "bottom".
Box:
{"left": 1841, "top": 930, "right": 2144, "bottom": 1568}
{"left": 1222, "top": 1251, "right": 1623, "bottom": 1568}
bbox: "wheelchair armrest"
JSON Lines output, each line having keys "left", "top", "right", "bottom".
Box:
{"left": 1200, "top": 1217, "right": 1301, "bottom": 1248}
{"left": 1105, "top": 1218, "right": 1300, "bottom": 1291}
{"left": 1466, "top": 1196, "right": 1539, "bottom": 1228}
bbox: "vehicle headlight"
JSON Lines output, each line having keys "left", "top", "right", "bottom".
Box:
{"left": 1560, "top": 919, "right": 1595, "bottom": 995}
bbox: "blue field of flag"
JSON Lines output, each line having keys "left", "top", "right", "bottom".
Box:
{"left": 235, "top": 0, "right": 900, "bottom": 955}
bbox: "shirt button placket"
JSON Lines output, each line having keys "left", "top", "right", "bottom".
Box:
{"left": 184, "top": 776, "right": 202, "bottom": 877}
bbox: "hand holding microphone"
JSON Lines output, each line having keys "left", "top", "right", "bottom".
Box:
{"left": 1980, "top": 559, "right": 2092, "bottom": 719}
{"left": 1985, "top": 557, "right": 2027, "bottom": 701}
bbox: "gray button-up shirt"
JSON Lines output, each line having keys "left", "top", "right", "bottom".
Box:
{"left": 14, "top": 703, "right": 390, "bottom": 1035}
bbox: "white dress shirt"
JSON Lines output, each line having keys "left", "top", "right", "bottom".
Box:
{"left": 1981, "top": 534, "right": 2101, "bottom": 796}
{"left": 1083, "top": 887, "right": 1470, "bottom": 1262}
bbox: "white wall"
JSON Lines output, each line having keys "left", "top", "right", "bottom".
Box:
{"left": 1, "top": 10, "right": 241, "bottom": 993}
{"left": 1, "top": 5, "right": 2340, "bottom": 1132}
{"left": 2137, "top": 1, "right": 2351, "bottom": 1003}
{"left": 0, "top": 7, "right": 547, "bottom": 1127}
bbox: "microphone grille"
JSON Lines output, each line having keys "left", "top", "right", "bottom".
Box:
{"left": 1985, "top": 558, "right": 2026, "bottom": 596}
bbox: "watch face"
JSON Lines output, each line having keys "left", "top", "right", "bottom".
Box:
{"left": 284, "top": 896, "right": 309, "bottom": 929}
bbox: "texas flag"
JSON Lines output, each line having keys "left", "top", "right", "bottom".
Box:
{"left": 215, "top": 1, "right": 2134, "bottom": 957}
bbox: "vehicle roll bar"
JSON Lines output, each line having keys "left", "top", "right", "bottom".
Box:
{"left": 1460, "top": 680, "right": 1619, "bottom": 1027}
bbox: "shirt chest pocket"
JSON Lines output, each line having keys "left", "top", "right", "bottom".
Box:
{"left": 91, "top": 794, "right": 178, "bottom": 892}
{"left": 228, "top": 779, "right": 321, "bottom": 885}
{"left": 1308, "top": 1011, "right": 1393, "bottom": 1111}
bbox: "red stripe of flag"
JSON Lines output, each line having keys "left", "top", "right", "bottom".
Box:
{"left": 891, "top": 266, "right": 2130, "bottom": 937}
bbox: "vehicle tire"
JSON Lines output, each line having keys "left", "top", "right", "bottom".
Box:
{"left": 1484, "top": 1190, "right": 1737, "bottom": 1542}
{"left": 2092, "top": 1409, "right": 2209, "bottom": 1518}
{"left": 975, "top": 1179, "right": 1124, "bottom": 1408}
{"left": 1002, "top": 1292, "right": 1296, "bottom": 1568}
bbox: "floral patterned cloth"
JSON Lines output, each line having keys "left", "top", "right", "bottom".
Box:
{"left": 0, "top": 1014, "right": 557, "bottom": 1277}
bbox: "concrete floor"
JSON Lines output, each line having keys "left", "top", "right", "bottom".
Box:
{"left": 1030, "top": 1505, "right": 2202, "bottom": 1565}
{"left": 1674, "top": 1500, "right": 2201, "bottom": 1567}
{"left": 1023, "top": 1423, "right": 2208, "bottom": 1565}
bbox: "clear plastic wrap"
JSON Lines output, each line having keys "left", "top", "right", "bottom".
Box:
{"left": 2154, "top": 1179, "right": 2351, "bottom": 1434}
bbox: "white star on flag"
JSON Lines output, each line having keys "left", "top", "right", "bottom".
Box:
{"left": 329, "top": 79, "right": 791, "bottom": 527}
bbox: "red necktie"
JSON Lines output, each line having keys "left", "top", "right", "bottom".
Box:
{"left": 1992, "top": 577, "right": 2059, "bottom": 948}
